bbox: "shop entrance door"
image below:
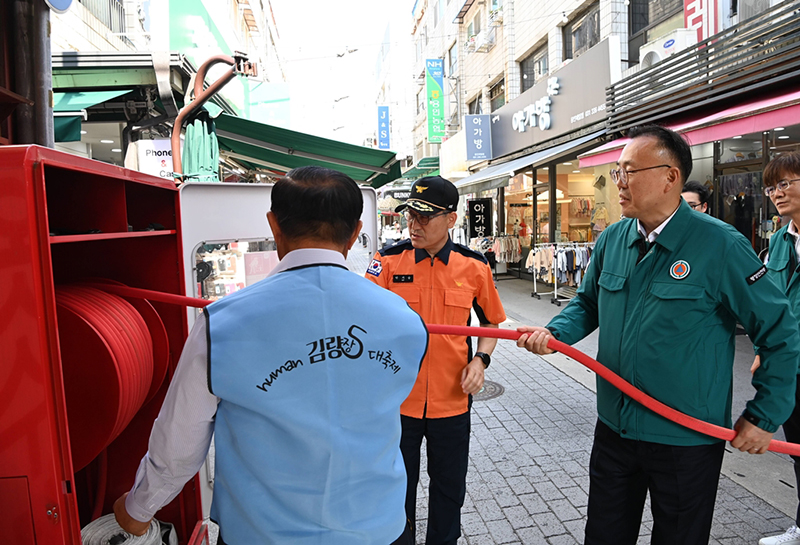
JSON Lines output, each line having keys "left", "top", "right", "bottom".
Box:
{"left": 713, "top": 133, "right": 776, "bottom": 257}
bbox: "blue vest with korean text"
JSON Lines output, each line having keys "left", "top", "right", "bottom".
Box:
{"left": 206, "top": 264, "right": 427, "bottom": 545}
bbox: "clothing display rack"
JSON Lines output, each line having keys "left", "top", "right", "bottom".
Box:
{"left": 526, "top": 242, "right": 594, "bottom": 305}
{"left": 469, "top": 235, "right": 522, "bottom": 282}
{"left": 528, "top": 243, "right": 557, "bottom": 302}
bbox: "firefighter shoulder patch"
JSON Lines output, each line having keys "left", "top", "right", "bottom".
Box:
{"left": 367, "top": 258, "right": 383, "bottom": 277}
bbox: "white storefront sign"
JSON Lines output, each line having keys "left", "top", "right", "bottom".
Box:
{"left": 137, "top": 139, "right": 177, "bottom": 181}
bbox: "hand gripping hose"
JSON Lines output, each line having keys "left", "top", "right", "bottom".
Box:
{"left": 82, "top": 284, "right": 800, "bottom": 456}
{"left": 426, "top": 324, "right": 800, "bottom": 457}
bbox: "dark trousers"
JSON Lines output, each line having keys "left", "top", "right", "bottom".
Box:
{"left": 782, "top": 380, "right": 800, "bottom": 525}
{"left": 400, "top": 412, "right": 471, "bottom": 545}
{"left": 585, "top": 420, "right": 725, "bottom": 545}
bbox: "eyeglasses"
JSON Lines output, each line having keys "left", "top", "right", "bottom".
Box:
{"left": 686, "top": 202, "right": 704, "bottom": 210}
{"left": 404, "top": 210, "right": 448, "bottom": 226}
{"left": 609, "top": 164, "right": 673, "bottom": 186}
{"left": 764, "top": 178, "right": 800, "bottom": 197}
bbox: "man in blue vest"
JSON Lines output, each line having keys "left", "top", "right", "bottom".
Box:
{"left": 113, "top": 166, "right": 429, "bottom": 545}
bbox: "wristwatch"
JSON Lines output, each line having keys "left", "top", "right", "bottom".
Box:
{"left": 475, "top": 352, "right": 491, "bottom": 369}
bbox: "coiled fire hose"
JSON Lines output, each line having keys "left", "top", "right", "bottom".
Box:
{"left": 81, "top": 514, "right": 161, "bottom": 545}
{"left": 81, "top": 283, "right": 800, "bottom": 459}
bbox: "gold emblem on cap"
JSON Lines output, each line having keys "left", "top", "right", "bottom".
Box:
{"left": 415, "top": 186, "right": 429, "bottom": 193}
{"left": 409, "top": 200, "right": 435, "bottom": 212}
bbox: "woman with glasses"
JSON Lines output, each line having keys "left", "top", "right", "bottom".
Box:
{"left": 756, "top": 152, "right": 800, "bottom": 545}
{"left": 682, "top": 180, "right": 710, "bottom": 214}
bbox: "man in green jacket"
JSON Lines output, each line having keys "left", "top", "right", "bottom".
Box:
{"left": 517, "top": 125, "right": 800, "bottom": 545}
{"left": 756, "top": 152, "right": 800, "bottom": 545}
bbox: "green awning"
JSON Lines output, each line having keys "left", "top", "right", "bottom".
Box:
{"left": 417, "top": 156, "right": 439, "bottom": 169}
{"left": 53, "top": 89, "right": 133, "bottom": 112}
{"left": 400, "top": 157, "right": 440, "bottom": 180}
{"left": 53, "top": 89, "right": 133, "bottom": 143}
{"left": 213, "top": 114, "right": 401, "bottom": 188}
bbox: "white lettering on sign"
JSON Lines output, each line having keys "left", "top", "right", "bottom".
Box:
{"left": 570, "top": 103, "right": 606, "bottom": 124}
{"left": 511, "top": 77, "right": 560, "bottom": 133}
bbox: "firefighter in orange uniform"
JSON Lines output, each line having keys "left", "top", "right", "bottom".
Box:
{"left": 366, "top": 176, "right": 506, "bottom": 545}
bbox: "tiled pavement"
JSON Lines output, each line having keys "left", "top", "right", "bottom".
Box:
{"left": 349, "top": 247, "right": 796, "bottom": 544}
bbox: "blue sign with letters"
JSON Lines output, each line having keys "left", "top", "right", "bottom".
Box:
{"left": 377, "top": 106, "right": 390, "bottom": 150}
{"left": 465, "top": 114, "right": 492, "bottom": 161}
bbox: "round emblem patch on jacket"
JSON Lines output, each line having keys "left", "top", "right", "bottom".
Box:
{"left": 670, "top": 260, "right": 690, "bottom": 280}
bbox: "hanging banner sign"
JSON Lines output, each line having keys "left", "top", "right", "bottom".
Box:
{"left": 465, "top": 114, "right": 492, "bottom": 160}
{"left": 426, "top": 59, "right": 445, "bottom": 143}
{"left": 377, "top": 106, "right": 390, "bottom": 149}
{"left": 468, "top": 198, "right": 493, "bottom": 238}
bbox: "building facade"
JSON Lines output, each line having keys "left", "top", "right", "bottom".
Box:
{"left": 400, "top": 0, "right": 796, "bottom": 282}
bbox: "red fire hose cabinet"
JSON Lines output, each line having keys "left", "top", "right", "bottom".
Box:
{"left": 0, "top": 146, "right": 207, "bottom": 545}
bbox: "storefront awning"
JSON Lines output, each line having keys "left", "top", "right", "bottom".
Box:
{"left": 579, "top": 88, "right": 800, "bottom": 168}
{"left": 53, "top": 89, "right": 134, "bottom": 142}
{"left": 214, "top": 114, "right": 401, "bottom": 188}
{"left": 401, "top": 156, "right": 440, "bottom": 180}
{"left": 455, "top": 130, "right": 605, "bottom": 195}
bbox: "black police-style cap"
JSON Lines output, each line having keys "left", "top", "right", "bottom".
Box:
{"left": 395, "top": 175, "right": 459, "bottom": 216}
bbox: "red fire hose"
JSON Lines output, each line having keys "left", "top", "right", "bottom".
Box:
{"left": 82, "top": 283, "right": 800, "bottom": 457}
{"left": 427, "top": 324, "right": 800, "bottom": 457}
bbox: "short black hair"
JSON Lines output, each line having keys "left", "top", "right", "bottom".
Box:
{"left": 271, "top": 166, "right": 363, "bottom": 247}
{"left": 682, "top": 180, "right": 709, "bottom": 204}
{"left": 626, "top": 124, "right": 693, "bottom": 183}
{"left": 764, "top": 152, "right": 800, "bottom": 187}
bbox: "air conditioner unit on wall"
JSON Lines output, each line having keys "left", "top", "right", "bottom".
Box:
{"left": 639, "top": 28, "right": 698, "bottom": 69}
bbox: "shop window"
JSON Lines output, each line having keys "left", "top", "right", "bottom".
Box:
{"left": 468, "top": 97, "right": 482, "bottom": 115}
{"left": 489, "top": 80, "right": 505, "bottom": 112}
{"left": 195, "top": 240, "right": 276, "bottom": 302}
{"left": 564, "top": 3, "right": 600, "bottom": 60}
{"left": 520, "top": 44, "right": 548, "bottom": 93}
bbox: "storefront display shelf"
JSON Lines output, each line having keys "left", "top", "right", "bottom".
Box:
{"left": 50, "top": 230, "right": 178, "bottom": 244}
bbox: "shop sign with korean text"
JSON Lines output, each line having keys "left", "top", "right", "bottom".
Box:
{"left": 426, "top": 59, "right": 446, "bottom": 143}
{"left": 466, "top": 114, "right": 492, "bottom": 160}
{"left": 468, "top": 198, "right": 493, "bottom": 238}
{"left": 489, "top": 37, "right": 621, "bottom": 158}
{"left": 378, "top": 106, "right": 390, "bottom": 149}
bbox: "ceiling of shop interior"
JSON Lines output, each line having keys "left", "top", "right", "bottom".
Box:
{"left": 80, "top": 122, "right": 125, "bottom": 165}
